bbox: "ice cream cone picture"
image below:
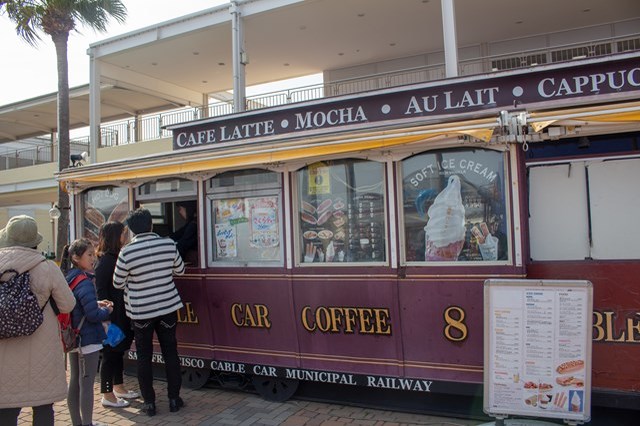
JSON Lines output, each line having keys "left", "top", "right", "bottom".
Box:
{"left": 424, "top": 175, "right": 465, "bottom": 261}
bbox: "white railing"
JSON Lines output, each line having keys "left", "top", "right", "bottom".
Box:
{"left": 3, "top": 33, "right": 638, "bottom": 171}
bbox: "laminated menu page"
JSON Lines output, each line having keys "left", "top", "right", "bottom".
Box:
{"left": 483, "top": 279, "right": 592, "bottom": 423}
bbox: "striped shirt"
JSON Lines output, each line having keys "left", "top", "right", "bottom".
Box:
{"left": 113, "top": 232, "right": 185, "bottom": 320}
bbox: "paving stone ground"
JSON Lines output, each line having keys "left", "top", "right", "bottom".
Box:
{"left": 17, "top": 371, "right": 482, "bottom": 426}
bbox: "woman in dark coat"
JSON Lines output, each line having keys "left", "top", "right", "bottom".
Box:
{"left": 95, "top": 221, "right": 138, "bottom": 408}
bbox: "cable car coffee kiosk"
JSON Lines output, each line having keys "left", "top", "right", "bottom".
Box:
{"left": 58, "top": 52, "right": 640, "bottom": 410}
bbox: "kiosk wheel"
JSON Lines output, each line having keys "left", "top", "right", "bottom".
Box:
{"left": 251, "top": 375, "right": 299, "bottom": 402}
{"left": 181, "top": 367, "right": 210, "bottom": 389}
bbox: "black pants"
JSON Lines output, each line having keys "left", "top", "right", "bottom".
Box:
{"left": 132, "top": 311, "right": 181, "bottom": 403}
{"left": 100, "top": 346, "right": 126, "bottom": 393}
{"left": 0, "top": 404, "right": 54, "bottom": 426}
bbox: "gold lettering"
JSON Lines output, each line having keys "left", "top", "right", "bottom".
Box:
{"left": 625, "top": 316, "right": 640, "bottom": 343}
{"left": 373, "top": 308, "right": 392, "bottom": 335}
{"left": 255, "top": 304, "right": 271, "bottom": 329}
{"left": 231, "top": 303, "right": 243, "bottom": 327}
{"left": 231, "top": 303, "right": 271, "bottom": 329}
{"left": 343, "top": 308, "right": 357, "bottom": 333}
{"left": 177, "top": 302, "right": 199, "bottom": 324}
{"left": 357, "top": 308, "right": 375, "bottom": 334}
{"left": 604, "top": 311, "right": 626, "bottom": 342}
{"left": 593, "top": 311, "right": 605, "bottom": 341}
{"left": 444, "top": 306, "right": 468, "bottom": 342}
{"left": 316, "top": 307, "right": 331, "bottom": 332}
{"left": 301, "top": 306, "right": 315, "bottom": 332}
{"left": 301, "top": 306, "right": 392, "bottom": 336}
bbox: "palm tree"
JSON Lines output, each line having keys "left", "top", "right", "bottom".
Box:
{"left": 1, "top": 0, "right": 126, "bottom": 260}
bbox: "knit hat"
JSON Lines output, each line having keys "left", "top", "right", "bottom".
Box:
{"left": 0, "top": 215, "right": 44, "bottom": 249}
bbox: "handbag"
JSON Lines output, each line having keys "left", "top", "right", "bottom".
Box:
{"left": 103, "top": 322, "right": 126, "bottom": 347}
{"left": 60, "top": 315, "right": 85, "bottom": 353}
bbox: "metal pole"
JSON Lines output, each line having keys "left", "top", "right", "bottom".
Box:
{"left": 89, "top": 49, "right": 100, "bottom": 162}
{"left": 231, "top": 1, "right": 246, "bottom": 112}
{"left": 441, "top": 0, "right": 459, "bottom": 77}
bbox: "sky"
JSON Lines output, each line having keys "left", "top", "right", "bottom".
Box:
{"left": 0, "top": 0, "right": 229, "bottom": 106}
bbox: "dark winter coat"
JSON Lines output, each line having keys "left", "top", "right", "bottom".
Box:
{"left": 95, "top": 251, "right": 133, "bottom": 351}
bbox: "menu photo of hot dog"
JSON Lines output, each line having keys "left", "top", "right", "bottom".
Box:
{"left": 556, "top": 359, "right": 584, "bottom": 375}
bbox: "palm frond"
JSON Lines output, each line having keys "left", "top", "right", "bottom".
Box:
{"left": 73, "top": 0, "right": 127, "bottom": 33}
{"left": 2, "top": 1, "right": 43, "bottom": 46}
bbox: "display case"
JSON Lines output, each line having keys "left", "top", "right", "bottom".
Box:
{"left": 296, "top": 159, "right": 387, "bottom": 265}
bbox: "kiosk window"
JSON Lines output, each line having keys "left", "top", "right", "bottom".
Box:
{"left": 208, "top": 169, "right": 282, "bottom": 265}
{"left": 401, "top": 148, "right": 508, "bottom": 263}
{"left": 296, "top": 159, "right": 386, "bottom": 264}
{"left": 135, "top": 178, "right": 199, "bottom": 265}
{"left": 81, "top": 186, "right": 129, "bottom": 244}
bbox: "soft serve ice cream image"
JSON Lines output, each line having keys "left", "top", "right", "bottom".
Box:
{"left": 424, "top": 175, "right": 466, "bottom": 261}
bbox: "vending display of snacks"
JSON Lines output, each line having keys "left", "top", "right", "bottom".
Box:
{"left": 298, "top": 159, "right": 386, "bottom": 264}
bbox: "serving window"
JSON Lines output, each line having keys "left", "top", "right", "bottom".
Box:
{"left": 295, "top": 159, "right": 386, "bottom": 265}
{"left": 135, "top": 178, "right": 199, "bottom": 265}
{"left": 400, "top": 148, "right": 508, "bottom": 263}
{"left": 207, "top": 169, "right": 283, "bottom": 266}
{"left": 80, "top": 186, "right": 129, "bottom": 244}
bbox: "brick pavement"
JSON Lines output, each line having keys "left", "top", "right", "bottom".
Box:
{"left": 17, "top": 372, "right": 482, "bottom": 426}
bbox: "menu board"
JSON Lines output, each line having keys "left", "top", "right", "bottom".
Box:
{"left": 483, "top": 279, "right": 592, "bottom": 423}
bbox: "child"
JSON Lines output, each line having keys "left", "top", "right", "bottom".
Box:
{"left": 61, "top": 238, "right": 113, "bottom": 426}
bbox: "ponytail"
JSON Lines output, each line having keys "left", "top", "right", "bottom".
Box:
{"left": 59, "top": 244, "right": 71, "bottom": 276}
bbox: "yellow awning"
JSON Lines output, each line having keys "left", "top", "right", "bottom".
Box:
{"left": 58, "top": 117, "right": 498, "bottom": 185}
{"left": 529, "top": 100, "right": 640, "bottom": 125}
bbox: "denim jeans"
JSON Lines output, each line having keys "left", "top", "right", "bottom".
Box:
{"left": 132, "top": 311, "right": 182, "bottom": 403}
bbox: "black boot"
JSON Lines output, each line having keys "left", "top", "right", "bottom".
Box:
{"left": 141, "top": 402, "right": 156, "bottom": 416}
{"left": 169, "top": 397, "right": 184, "bottom": 412}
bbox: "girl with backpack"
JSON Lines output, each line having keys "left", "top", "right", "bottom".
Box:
{"left": 61, "top": 238, "right": 112, "bottom": 426}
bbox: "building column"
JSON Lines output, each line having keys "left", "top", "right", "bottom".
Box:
{"left": 88, "top": 49, "right": 101, "bottom": 162}
{"left": 441, "top": 0, "right": 459, "bottom": 78}
{"left": 231, "top": 1, "right": 247, "bottom": 113}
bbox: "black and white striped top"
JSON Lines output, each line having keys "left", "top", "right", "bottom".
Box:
{"left": 113, "top": 232, "right": 185, "bottom": 320}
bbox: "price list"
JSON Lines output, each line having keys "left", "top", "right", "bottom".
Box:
{"left": 484, "top": 280, "right": 592, "bottom": 423}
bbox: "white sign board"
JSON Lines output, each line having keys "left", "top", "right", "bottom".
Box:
{"left": 484, "top": 279, "right": 592, "bottom": 423}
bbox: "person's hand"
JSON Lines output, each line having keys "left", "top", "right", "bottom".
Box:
{"left": 304, "top": 242, "right": 316, "bottom": 263}
{"left": 98, "top": 299, "right": 113, "bottom": 308}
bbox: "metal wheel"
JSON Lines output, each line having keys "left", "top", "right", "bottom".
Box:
{"left": 251, "top": 375, "right": 299, "bottom": 402}
{"left": 181, "top": 367, "right": 210, "bottom": 389}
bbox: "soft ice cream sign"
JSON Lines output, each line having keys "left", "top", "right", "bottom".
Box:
{"left": 172, "top": 55, "right": 640, "bottom": 150}
{"left": 409, "top": 157, "right": 498, "bottom": 187}
{"left": 405, "top": 149, "right": 505, "bottom": 262}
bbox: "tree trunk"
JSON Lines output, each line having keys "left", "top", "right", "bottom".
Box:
{"left": 52, "top": 32, "right": 71, "bottom": 261}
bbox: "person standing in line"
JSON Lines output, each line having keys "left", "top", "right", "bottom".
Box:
{"left": 61, "top": 239, "right": 113, "bottom": 426}
{"left": 95, "top": 221, "right": 139, "bottom": 408}
{"left": 113, "top": 208, "right": 185, "bottom": 417}
{"left": 0, "top": 215, "right": 76, "bottom": 426}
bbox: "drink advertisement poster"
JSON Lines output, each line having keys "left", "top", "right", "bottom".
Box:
{"left": 248, "top": 197, "right": 279, "bottom": 248}
{"left": 483, "top": 279, "right": 592, "bottom": 423}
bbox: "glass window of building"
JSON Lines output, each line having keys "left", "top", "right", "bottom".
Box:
{"left": 295, "top": 159, "right": 386, "bottom": 265}
{"left": 400, "top": 148, "right": 508, "bottom": 263}
{"left": 207, "top": 169, "right": 283, "bottom": 265}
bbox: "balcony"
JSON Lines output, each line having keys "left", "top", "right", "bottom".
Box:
{"left": 2, "top": 32, "right": 639, "bottom": 171}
